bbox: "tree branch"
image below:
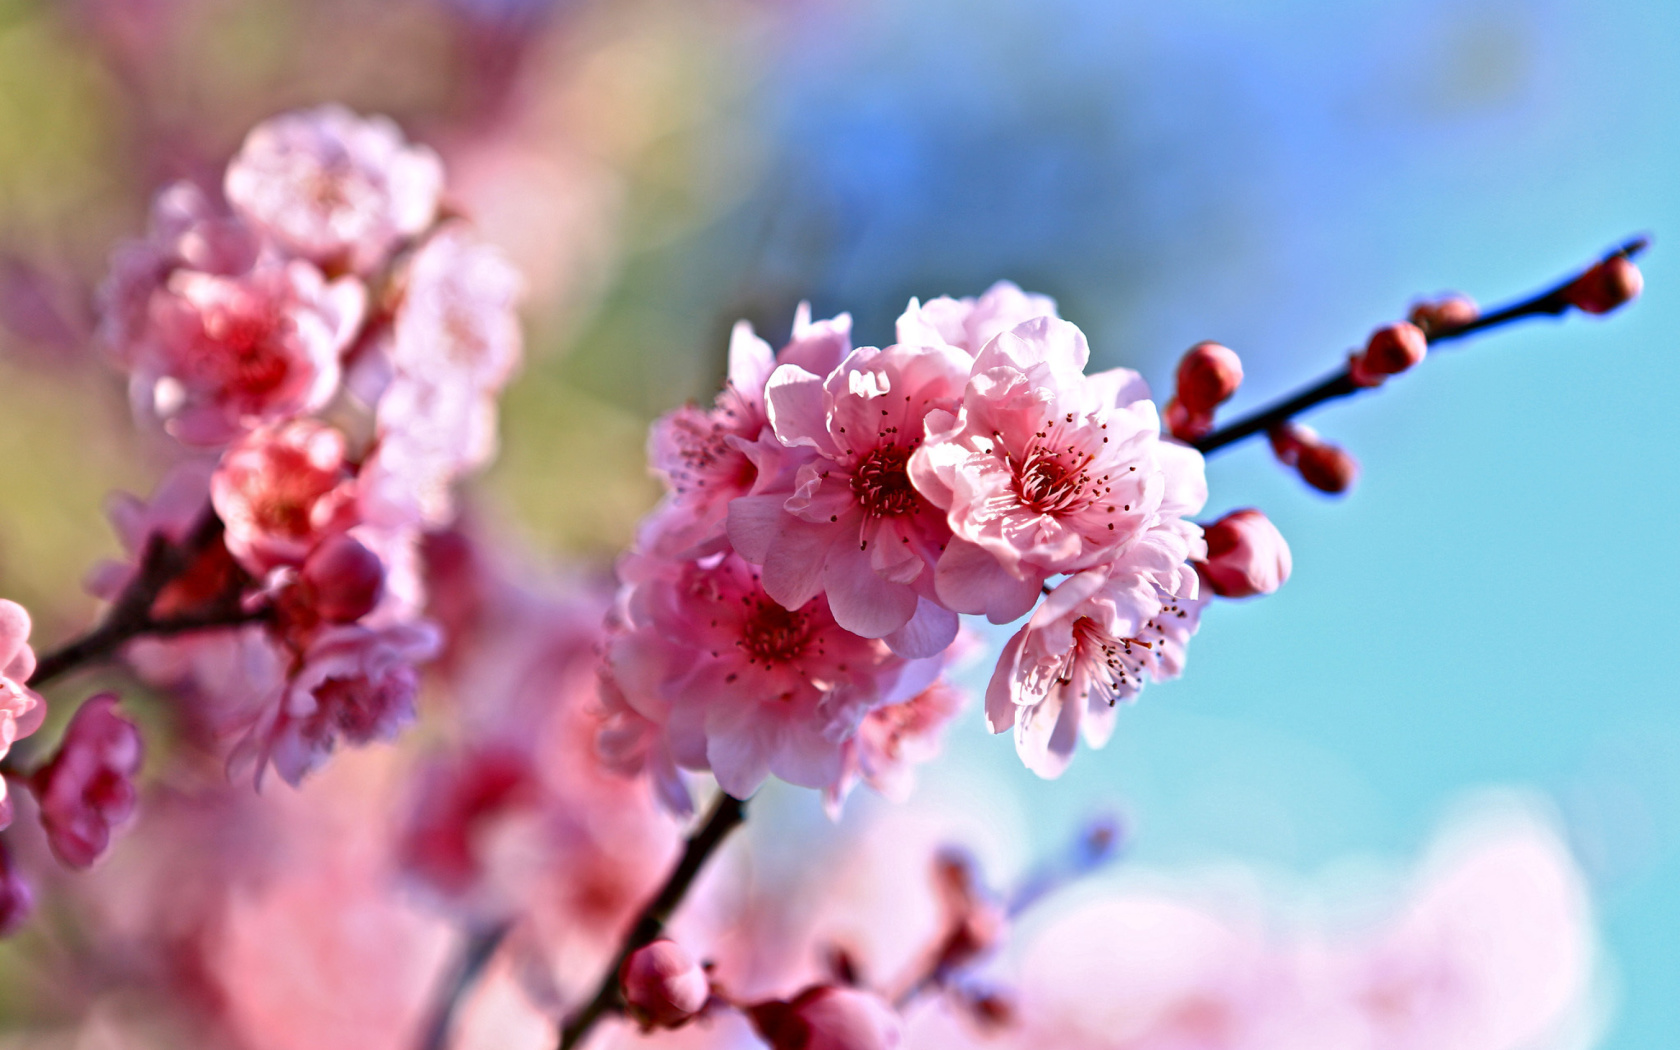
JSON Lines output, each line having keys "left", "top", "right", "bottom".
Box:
{"left": 557, "top": 791, "right": 748, "bottom": 1050}
{"left": 1191, "top": 235, "right": 1649, "bottom": 455}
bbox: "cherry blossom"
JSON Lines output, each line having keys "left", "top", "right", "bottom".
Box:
{"left": 134, "top": 259, "right": 364, "bottom": 445}
{"left": 0, "top": 599, "right": 45, "bottom": 827}
{"left": 895, "top": 280, "right": 1058, "bottom": 355}
{"left": 30, "top": 694, "right": 144, "bottom": 870}
{"left": 605, "top": 551, "right": 940, "bottom": 801}
{"left": 986, "top": 548, "right": 1206, "bottom": 778}
{"left": 912, "top": 315, "right": 1208, "bottom": 623}
{"left": 731, "top": 342, "right": 972, "bottom": 655}
{"left": 211, "top": 419, "right": 360, "bottom": 574}
{"left": 224, "top": 105, "right": 444, "bottom": 274}
{"left": 642, "top": 304, "right": 850, "bottom": 559}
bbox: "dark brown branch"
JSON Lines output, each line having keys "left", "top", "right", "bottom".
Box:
{"left": 28, "top": 506, "right": 234, "bottom": 689}
{"left": 557, "top": 791, "right": 749, "bottom": 1050}
{"left": 1192, "top": 236, "right": 1649, "bottom": 455}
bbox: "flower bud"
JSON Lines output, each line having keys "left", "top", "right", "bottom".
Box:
{"left": 1174, "top": 341, "right": 1243, "bottom": 413}
{"left": 747, "top": 986, "right": 904, "bottom": 1050}
{"left": 1565, "top": 255, "right": 1643, "bottom": 315}
{"left": 620, "top": 939, "right": 710, "bottom": 1031}
{"left": 1163, "top": 398, "right": 1214, "bottom": 442}
{"left": 1269, "top": 422, "right": 1358, "bottom": 495}
{"left": 1197, "top": 509, "right": 1292, "bottom": 598}
{"left": 1407, "top": 294, "right": 1478, "bottom": 336}
{"left": 300, "top": 534, "right": 385, "bottom": 623}
{"left": 1348, "top": 322, "right": 1426, "bottom": 387}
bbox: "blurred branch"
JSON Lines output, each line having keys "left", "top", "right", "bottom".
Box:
{"left": 557, "top": 791, "right": 749, "bottom": 1050}
{"left": 417, "top": 922, "right": 512, "bottom": 1050}
{"left": 27, "top": 505, "right": 252, "bottom": 688}
{"left": 1192, "top": 236, "right": 1650, "bottom": 455}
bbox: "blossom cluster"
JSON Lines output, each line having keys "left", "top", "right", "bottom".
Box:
{"left": 89, "top": 104, "right": 521, "bottom": 790}
{"left": 603, "top": 283, "right": 1294, "bottom": 803}
{"left": 0, "top": 102, "right": 522, "bottom": 918}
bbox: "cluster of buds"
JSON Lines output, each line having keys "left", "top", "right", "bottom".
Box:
{"left": 1163, "top": 341, "right": 1242, "bottom": 442}
{"left": 600, "top": 281, "right": 1295, "bottom": 800}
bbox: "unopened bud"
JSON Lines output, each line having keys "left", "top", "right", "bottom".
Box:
{"left": 1174, "top": 342, "right": 1243, "bottom": 413}
{"left": 1348, "top": 322, "right": 1427, "bottom": 387}
{"left": 300, "top": 534, "right": 385, "bottom": 623}
{"left": 1269, "top": 422, "right": 1358, "bottom": 495}
{"left": 1407, "top": 294, "right": 1478, "bottom": 336}
{"left": 747, "top": 986, "right": 904, "bottom": 1050}
{"left": 1566, "top": 255, "right": 1643, "bottom": 315}
{"left": 1164, "top": 398, "right": 1214, "bottom": 442}
{"left": 621, "top": 940, "right": 710, "bottom": 1031}
{"left": 1197, "top": 509, "right": 1292, "bottom": 598}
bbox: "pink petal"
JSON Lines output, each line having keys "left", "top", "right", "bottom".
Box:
{"left": 883, "top": 597, "right": 959, "bottom": 659}
{"left": 984, "top": 630, "right": 1027, "bottom": 734}
{"left": 0, "top": 601, "right": 31, "bottom": 679}
{"left": 761, "top": 518, "right": 838, "bottom": 610}
{"left": 823, "top": 545, "right": 918, "bottom": 639}
{"left": 727, "top": 495, "right": 789, "bottom": 564}
{"left": 765, "top": 364, "right": 832, "bottom": 451}
{"left": 934, "top": 540, "right": 1043, "bottom": 623}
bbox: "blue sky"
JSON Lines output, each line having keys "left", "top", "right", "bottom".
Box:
{"left": 746, "top": 0, "right": 1679, "bottom": 1042}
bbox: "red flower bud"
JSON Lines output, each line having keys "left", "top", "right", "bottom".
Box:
{"left": 1349, "top": 322, "right": 1427, "bottom": 387}
{"left": 747, "top": 986, "right": 904, "bottom": 1050}
{"left": 300, "top": 534, "right": 385, "bottom": 624}
{"left": 1565, "top": 255, "right": 1643, "bottom": 315}
{"left": 1173, "top": 342, "right": 1243, "bottom": 413}
{"left": 620, "top": 939, "right": 710, "bottom": 1031}
{"left": 1197, "top": 508, "right": 1292, "bottom": 598}
{"left": 1164, "top": 398, "right": 1214, "bottom": 442}
{"left": 1407, "top": 294, "right": 1478, "bottom": 337}
{"left": 1269, "top": 422, "right": 1358, "bottom": 495}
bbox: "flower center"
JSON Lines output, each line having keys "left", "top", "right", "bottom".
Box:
{"left": 851, "top": 444, "right": 919, "bottom": 518}
{"left": 740, "top": 600, "right": 811, "bottom": 666}
{"left": 1064, "top": 616, "right": 1151, "bottom": 704}
{"left": 1011, "top": 440, "right": 1099, "bottom": 516}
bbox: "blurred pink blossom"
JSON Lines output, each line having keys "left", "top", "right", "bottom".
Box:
{"left": 134, "top": 259, "right": 363, "bottom": 445}
{"left": 0, "top": 599, "right": 45, "bottom": 828}
{"left": 211, "top": 419, "right": 360, "bottom": 574}
{"left": 225, "top": 105, "right": 444, "bottom": 275}
{"left": 30, "top": 694, "right": 143, "bottom": 870}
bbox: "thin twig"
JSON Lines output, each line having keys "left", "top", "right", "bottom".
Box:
{"left": 28, "top": 506, "right": 229, "bottom": 689}
{"left": 1192, "top": 236, "right": 1650, "bottom": 455}
{"left": 417, "top": 922, "right": 513, "bottom": 1050}
{"left": 557, "top": 791, "right": 749, "bottom": 1050}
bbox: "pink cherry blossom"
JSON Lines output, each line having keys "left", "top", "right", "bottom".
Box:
{"left": 98, "top": 181, "right": 261, "bottom": 365}
{"left": 730, "top": 342, "right": 972, "bottom": 656}
{"left": 357, "top": 226, "right": 523, "bottom": 530}
{"left": 134, "top": 259, "right": 364, "bottom": 445}
{"left": 830, "top": 679, "right": 968, "bottom": 810}
{"left": 986, "top": 546, "right": 1206, "bottom": 778}
{"left": 248, "top": 621, "right": 441, "bottom": 787}
{"left": 895, "top": 280, "right": 1058, "bottom": 355}
{"left": 0, "top": 600, "right": 44, "bottom": 828}
{"left": 224, "top": 105, "right": 444, "bottom": 274}
{"left": 211, "top": 419, "right": 360, "bottom": 574}
{"left": 912, "top": 316, "right": 1208, "bottom": 624}
{"left": 30, "top": 693, "right": 144, "bottom": 870}
{"left": 398, "top": 746, "right": 540, "bottom": 903}
{"left": 641, "top": 305, "right": 849, "bottom": 559}
{"left": 1198, "top": 508, "right": 1292, "bottom": 599}
{"left": 605, "top": 551, "right": 939, "bottom": 801}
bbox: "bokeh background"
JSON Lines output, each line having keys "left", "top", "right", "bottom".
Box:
{"left": 0, "top": 0, "right": 1672, "bottom": 1044}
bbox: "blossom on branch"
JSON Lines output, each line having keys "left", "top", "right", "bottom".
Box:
{"left": 0, "top": 600, "right": 45, "bottom": 828}
{"left": 30, "top": 694, "right": 143, "bottom": 870}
